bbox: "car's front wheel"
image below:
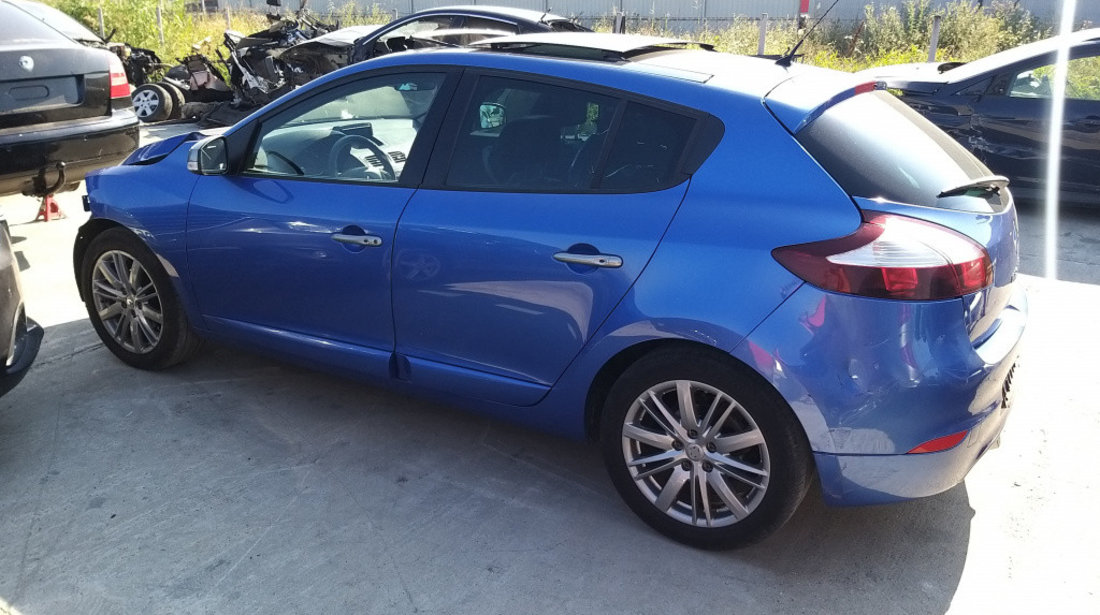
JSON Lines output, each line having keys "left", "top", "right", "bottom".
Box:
{"left": 81, "top": 228, "right": 200, "bottom": 369}
{"left": 600, "top": 349, "right": 812, "bottom": 549}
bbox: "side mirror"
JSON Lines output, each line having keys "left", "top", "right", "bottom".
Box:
{"left": 187, "top": 136, "right": 228, "bottom": 175}
{"left": 479, "top": 103, "right": 505, "bottom": 130}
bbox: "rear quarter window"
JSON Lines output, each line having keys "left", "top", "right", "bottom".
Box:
{"left": 797, "top": 91, "right": 1005, "bottom": 212}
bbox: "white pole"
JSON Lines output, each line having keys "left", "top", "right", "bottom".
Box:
{"left": 1044, "top": 0, "right": 1077, "bottom": 280}
{"left": 758, "top": 14, "right": 768, "bottom": 56}
{"left": 927, "top": 14, "right": 942, "bottom": 62}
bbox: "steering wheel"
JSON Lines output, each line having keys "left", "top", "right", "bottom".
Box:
{"left": 328, "top": 134, "right": 397, "bottom": 180}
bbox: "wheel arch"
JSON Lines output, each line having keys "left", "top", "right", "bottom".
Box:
{"left": 73, "top": 218, "right": 128, "bottom": 302}
{"left": 583, "top": 338, "right": 802, "bottom": 444}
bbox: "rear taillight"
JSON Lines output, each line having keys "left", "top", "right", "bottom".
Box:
{"left": 108, "top": 55, "right": 130, "bottom": 100}
{"left": 772, "top": 211, "right": 992, "bottom": 301}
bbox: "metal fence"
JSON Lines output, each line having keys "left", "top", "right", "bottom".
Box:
{"left": 219, "top": 1, "right": 1098, "bottom": 28}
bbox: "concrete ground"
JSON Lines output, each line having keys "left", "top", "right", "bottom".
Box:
{"left": 1, "top": 128, "right": 1098, "bottom": 614}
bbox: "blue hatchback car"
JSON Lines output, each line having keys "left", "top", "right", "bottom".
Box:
{"left": 75, "top": 33, "right": 1026, "bottom": 549}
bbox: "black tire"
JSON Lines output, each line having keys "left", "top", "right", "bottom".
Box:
{"left": 600, "top": 348, "right": 812, "bottom": 549}
{"left": 158, "top": 81, "right": 187, "bottom": 119}
{"left": 80, "top": 228, "right": 201, "bottom": 370}
{"left": 131, "top": 83, "right": 173, "bottom": 123}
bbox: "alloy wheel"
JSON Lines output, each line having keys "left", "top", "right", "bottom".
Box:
{"left": 90, "top": 250, "right": 163, "bottom": 354}
{"left": 621, "top": 379, "right": 770, "bottom": 528}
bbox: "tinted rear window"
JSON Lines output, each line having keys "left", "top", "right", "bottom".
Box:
{"left": 0, "top": 3, "right": 73, "bottom": 43}
{"left": 10, "top": 0, "right": 102, "bottom": 44}
{"left": 798, "top": 91, "right": 1005, "bottom": 212}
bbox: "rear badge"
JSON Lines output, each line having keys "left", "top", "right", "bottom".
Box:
{"left": 19, "top": 56, "right": 34, "bottom": 72}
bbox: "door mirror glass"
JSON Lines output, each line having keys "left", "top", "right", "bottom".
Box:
{"left": 187, "top": 136, "right": 228, "bottom": 175}
{"left": 479, "top": 103, "right": 504, "bottom": 129}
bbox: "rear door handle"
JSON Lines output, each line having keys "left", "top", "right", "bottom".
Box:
{"left": 553, "top": 252, "right": 622, "bottom": 268}
{"left": 332, "top": 233, "right": 383, "bottom": 247}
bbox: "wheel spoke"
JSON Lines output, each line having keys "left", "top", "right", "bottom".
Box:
{"left": 677, "top": 380, "right": 699, "bottom": 431}
{"left": 707, "top": 451, "right": 768, "bottom": 478}
{"left": 634, "top": 457, "right": 683, "bottom": 480}
{"left": 707, "top": 469, "right": 751, "bottom": 519}
{"left": 697, "top": 394, "right": 723, "bottom": 437}
{"left": 628, "top": 448, "right": 680, "bottom": 468}
{"left": 96, "top": 259, "right": 126, "bottom": 293}
{"left": 92, "top": 279, "right": 126, "bottom": 300}
{"left": 654, "top": 467, "right": 690, "bottom": 512}
{"left": 645, "top": 391, "right": 687, "bottom": 439}
{"left": 111, "top": 253, "right": 134, "bottom": 293}
{"left": 623, "top": 423, "right": 675, "bottom": 450}
{"left": 702, "top": 402, "right": 735, "bottom": 440}
{"left": 696, "top": 466, "right": 713, "bottom": 527}
{"left": 134, "top": 312, "right": 159, "bottom": 342}
{"left": 97, "top": 302, "right": 123, "bottom": 321}
{"left": 138, "top": 305, "right": 163, "bottom": 325}
{"left": 713, "top": 429, "right": 765, "bottom": 454}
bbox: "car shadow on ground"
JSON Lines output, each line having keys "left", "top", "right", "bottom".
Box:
{"left": 0, "top": 319, "right": 972, "bottom": 614}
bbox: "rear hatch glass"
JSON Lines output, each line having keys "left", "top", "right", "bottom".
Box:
{"left": 796, "top": 91, "right": 1004, "bottom": 213}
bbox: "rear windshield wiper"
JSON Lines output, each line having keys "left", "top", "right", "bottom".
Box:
{"left": 938, "top": 175, "right": 1010, "bottom": 198}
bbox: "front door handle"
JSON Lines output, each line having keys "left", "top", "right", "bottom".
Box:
{"left": 553, "top": 252, "right": 622, "bottom": 268}
{"left": 332, "top": 233, "right": 383, "bottom": 247}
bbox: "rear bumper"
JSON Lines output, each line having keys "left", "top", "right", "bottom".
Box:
{"left": 732, "top": 282, "right": 1027, "bottom": 506}
{"left": 814, "top": 375, "right": 1013, "bottom": 505}
{"left": 0, "top": 317, "right": 43, "bottom": 398}
{"left": 0, "top": 111, "right": 139, "bottom": 197}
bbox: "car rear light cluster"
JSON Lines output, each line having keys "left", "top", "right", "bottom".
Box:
{"left": 773, "top": 211, "right": 992, "bottom": 301}
{"left": 108, "top": 55, "right": 130, "bottom": 100}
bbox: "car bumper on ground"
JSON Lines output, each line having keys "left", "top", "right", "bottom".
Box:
{"left": 733, "top": 282, "right": 1027, "bottom": 506}
{"left": 0, "top": 316, "right": 43, "bottom": 397}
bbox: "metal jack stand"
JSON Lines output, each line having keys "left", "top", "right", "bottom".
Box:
{"left": 31, "top": 161, "right": 67, "bottom": 222}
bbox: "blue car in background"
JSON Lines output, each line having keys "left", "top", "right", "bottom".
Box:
{"left": 74, "top": 33, "right": 1026, "bottom": 549}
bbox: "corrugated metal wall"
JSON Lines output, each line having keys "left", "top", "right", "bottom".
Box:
{"left": 224, "top": 1, "right": 1100, "bottom": 25}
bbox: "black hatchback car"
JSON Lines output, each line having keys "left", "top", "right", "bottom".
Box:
{"left": 865, "top": 29, "right": 1100, "bottom": 207}
{"left": 0, "top": 0, "right": 139, "bottom": 197}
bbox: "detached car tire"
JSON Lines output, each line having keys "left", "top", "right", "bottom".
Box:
{"left": 600, "top": 349, "right": 813, "bottom": 549}
{"left": 131, "top": 83, "right": 173, "bottom": 123}
{"left": 81, "top": 228, "right": 200, "bottom": 369}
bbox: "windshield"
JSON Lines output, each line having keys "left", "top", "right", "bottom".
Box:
{"left": 11, "top": 0, "right": 103, "bottom": 44}
{"left": 798, "top": 91, "right": 1007, "bottom": 212}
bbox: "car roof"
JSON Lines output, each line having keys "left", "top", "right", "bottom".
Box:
{"left": 409, "top": 4, "right": 574, "bottom": 25}
{"left": 944, "top": 27, "right": 1100, "bottom": 83}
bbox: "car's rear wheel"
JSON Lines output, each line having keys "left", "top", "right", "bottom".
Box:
{"left": 131, "top": 83, "right": 173, "bottom": 123}
{"left": 600, "top": 349, "right": 812, "bottom": 549}
{"left": 81, "top": 228, "right": 200, "bottom": 369}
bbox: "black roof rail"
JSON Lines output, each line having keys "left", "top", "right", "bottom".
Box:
{"left": 470, "top": 32, "right": 715, "bottom": 62}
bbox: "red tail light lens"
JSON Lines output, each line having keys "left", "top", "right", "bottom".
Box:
{"left": 108, "top": 55, "right": 130, "bottom": 100}
{"left": 908, "top": 430, "right": 968, "bottom": 454}
{"left": 772, "top": 212, "right": 992, "bottom": 301}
